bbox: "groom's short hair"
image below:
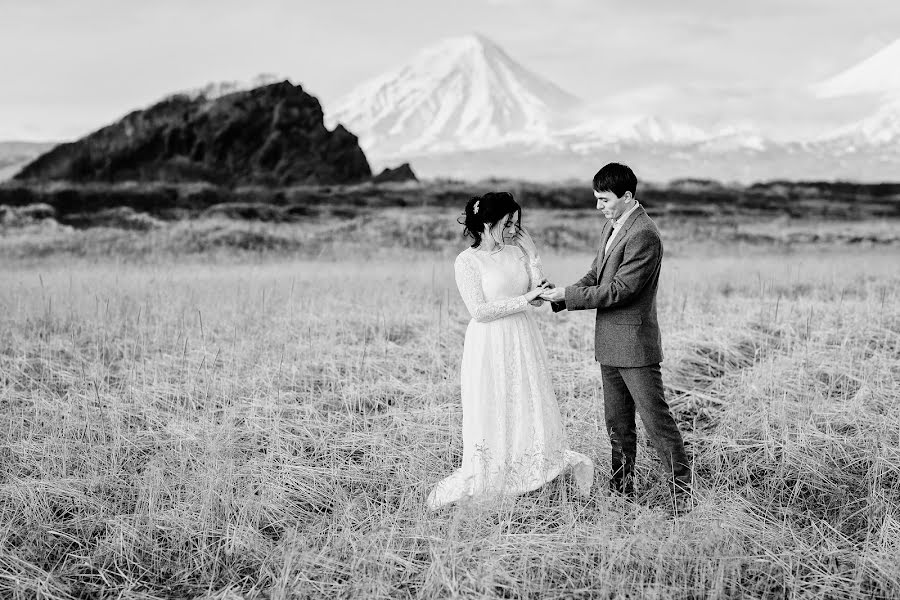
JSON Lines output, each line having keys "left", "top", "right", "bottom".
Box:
{"left": 593, "top": 163, "right": 637, "bottom": 198}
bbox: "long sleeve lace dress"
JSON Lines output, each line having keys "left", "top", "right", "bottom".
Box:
{"left": 427, "top": 244, "right": 594, "bottom": 509}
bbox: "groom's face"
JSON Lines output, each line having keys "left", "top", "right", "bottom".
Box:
{"left": 594, "top": 190, "right": 633, "bottom": 221}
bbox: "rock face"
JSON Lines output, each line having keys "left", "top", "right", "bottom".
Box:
{"left": 15, "top": 81, "right": 372, "bottom": 186}
{"left": 372, "top": 163, "right": 418, "bottom": 183}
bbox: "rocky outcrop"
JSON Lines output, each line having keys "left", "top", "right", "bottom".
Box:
{"left": 15, "top": 81, "right": 372, "bottom": 186}
{"left": 372, "top": 163, "right": 418, "bottom": 183}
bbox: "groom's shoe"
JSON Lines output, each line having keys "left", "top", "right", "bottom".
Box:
{"left": 609, "top": 474, "right": 635, "bottom": 501}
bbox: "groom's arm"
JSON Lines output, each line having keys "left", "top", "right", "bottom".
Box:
{"left": 564, "top": 230, "right": 660, "bottom": 311}
{"left": 550, "top": 254, "right": 599, "bottom": 312}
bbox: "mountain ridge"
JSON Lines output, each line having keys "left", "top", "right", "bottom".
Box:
{"left": 326, "top": 34, "right": 774, "bottom": 157}
{"left": 326, "top": 33, "right": 585, "bottom": 156}
{"left": 325, "top": 34, "right": 900, "bottom": 182}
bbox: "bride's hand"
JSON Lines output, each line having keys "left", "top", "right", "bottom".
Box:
{"left": 524, "top": 281, "right": 550, "bottom": 302}
{"left": 512, "top": 227, "right": 539, "bottom": 257}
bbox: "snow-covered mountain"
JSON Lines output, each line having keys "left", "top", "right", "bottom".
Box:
{"left": 325, "top": 34, "right": 738, "bottom": 159}
{"left": 813, "top": 39, "right": 900, "bottom": 99}
{"left": 323, "top": 33, "right": 795, "bottom": 180}
{"left": 325, "top": 34, "right": 581, "bottom": 156}
{"left": 811, "top": 38, "right": 900, "bottom": 163}
{"left": 324, "top": 33, "right": 897, "bottom": 182}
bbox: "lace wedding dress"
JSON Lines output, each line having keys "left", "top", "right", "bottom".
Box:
{"left": 427, "top": 244, "right": 594, "bottom": 509}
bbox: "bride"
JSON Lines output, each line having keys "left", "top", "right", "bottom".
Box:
{"left": 427, "top": 192, "right": 594, "bottom": 510}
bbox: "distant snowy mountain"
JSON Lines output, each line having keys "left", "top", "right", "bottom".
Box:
{"left": 323, "top": 33, "right": 795, "bottom": 181}
{"left": 325, "top": 34, "right": 750, "bottom": 159}
{"left": 813, "top": 39, "right": 900, "bottom": 98}
{"left": 325, "top": 34, "right": 581, "bottom": 156}
{"left": 324, "top": 33, "right": 897, "bottom": 182}
{"left": 812, "top": 39, "right": 900, "bottom": 160}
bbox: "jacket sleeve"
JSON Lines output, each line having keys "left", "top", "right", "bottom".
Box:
{"left": 455, "top": 253, "right": 529, "bottom": 323}
{"left": 564, "top": 229, "right": 660, "bottom": 311}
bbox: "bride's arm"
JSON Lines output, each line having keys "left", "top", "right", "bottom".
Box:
{"left": 455, "top": 253, "right": 529, "bottom": 323}
{"left": 524, "top": 251, "right": 546, "bottom": 307}
{"left": 514, "top": 229, "right": 547, "bottom": 307}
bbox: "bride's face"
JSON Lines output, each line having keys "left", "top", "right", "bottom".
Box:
{"left": 485, "top": 211, "right": 520, "bottom": 245}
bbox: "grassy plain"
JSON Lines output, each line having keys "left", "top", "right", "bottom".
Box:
{"left": 1, "top": 210, "right": 899, "bottom": 599}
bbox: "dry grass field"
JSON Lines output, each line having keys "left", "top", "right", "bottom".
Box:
{"left": 1, "top": 211, "right": 899, "bottom": 599}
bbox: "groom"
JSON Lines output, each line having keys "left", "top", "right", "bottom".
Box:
{"left": 541, "top": 162, "right": 692, "bottom": 509}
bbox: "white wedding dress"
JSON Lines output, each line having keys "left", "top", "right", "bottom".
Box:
{"left": 427, "top": 244, "right": 594, "bottom": 509}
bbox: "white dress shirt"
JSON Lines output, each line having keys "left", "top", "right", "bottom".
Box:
{"left": 604, "top": 202, "right": 641, "bottom": 254}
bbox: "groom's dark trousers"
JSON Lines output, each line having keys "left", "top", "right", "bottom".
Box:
{"left": 552, "top": 206, "right": 691, "bottom": 496}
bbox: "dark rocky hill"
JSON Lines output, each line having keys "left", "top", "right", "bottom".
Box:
{"left": 14, "top": 81, "right": 371, "bottom": 186}
{"left": 372, "top": 163, "right": 417, "bottom": 183}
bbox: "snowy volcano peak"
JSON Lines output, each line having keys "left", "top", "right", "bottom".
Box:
{"left": 813, "top": 38, "right": 900, "bottom": 98}
{"left": 325, "top": 33, "right": 582, "bottom": 156}
{"left": 415, "top": 33, "right": 578, "bottom": 110}
{"left": 811, "top": 39, "right": 900, "bottom": 153}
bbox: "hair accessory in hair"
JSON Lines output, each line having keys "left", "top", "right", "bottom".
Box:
{"left": 473, "top": 200, "right": 480, "bottom": 214}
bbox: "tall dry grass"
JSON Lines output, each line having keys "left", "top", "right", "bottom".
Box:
{"left": 0, "top": 229, "right": 899, "bottom": 598}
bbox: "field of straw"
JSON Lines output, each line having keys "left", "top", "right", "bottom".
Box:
{"left": 1, "top": 210, "right": 899, "bottom": 599}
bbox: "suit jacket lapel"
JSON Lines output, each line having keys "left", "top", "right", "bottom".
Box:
{"left": 599, "top": 206, "right": 645, "bottom": 274}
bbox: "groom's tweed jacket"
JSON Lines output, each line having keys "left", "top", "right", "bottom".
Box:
{"left": 552, "top": 205, "right": 663, "bottom": 367}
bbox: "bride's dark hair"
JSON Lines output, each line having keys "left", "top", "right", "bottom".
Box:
{"left": 459, "top": 191, "right": 522, "bottom": 248}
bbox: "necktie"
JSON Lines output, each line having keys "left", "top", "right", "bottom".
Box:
{"left": 604, "top": 225, "right": 618, "bottom": 254}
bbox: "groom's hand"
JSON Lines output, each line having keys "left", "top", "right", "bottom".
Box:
{"left": 541, "top": 287, "right": 565, "bottom": 302}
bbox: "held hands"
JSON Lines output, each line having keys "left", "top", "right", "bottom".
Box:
{"left": 524, "top": 280, "right": 552, "bottom": 302}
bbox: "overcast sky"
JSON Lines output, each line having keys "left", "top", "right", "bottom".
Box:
{"left": 2, "top": 0, "right": 898, "bottom": 141}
